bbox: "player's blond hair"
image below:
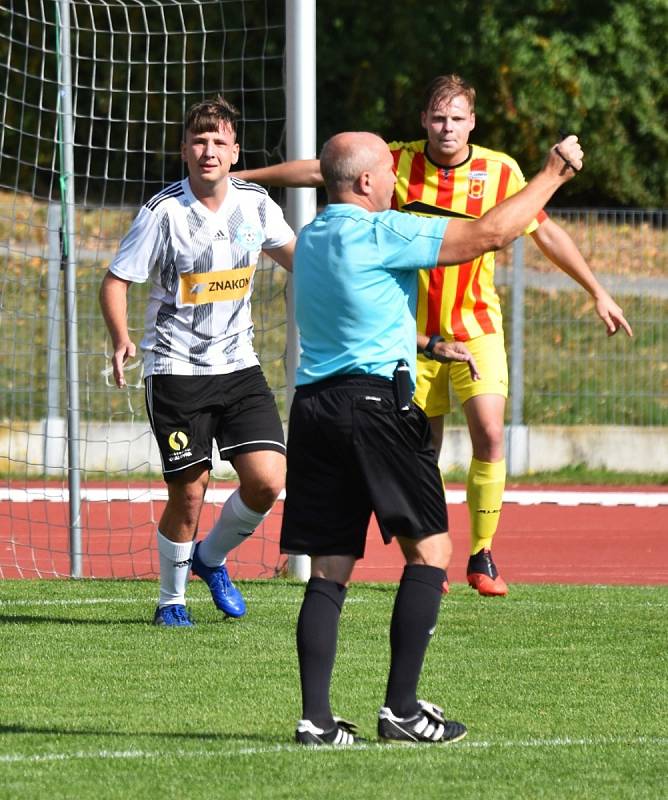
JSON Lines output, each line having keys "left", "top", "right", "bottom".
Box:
{"left": 422, "top": 74, "right": 476, "bottom": 113}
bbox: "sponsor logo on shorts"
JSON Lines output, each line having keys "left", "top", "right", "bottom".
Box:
{"left": 179, "top": 265, "right": 255, "bottom": 305}
{"left": 168, "top": 431, "right": 189, "bottom": 451}
{"left": 166, "top": 431, "right": 193, "bottom": 464}
{"left": 467, "top": 169, "right": 487, "bottom": 199}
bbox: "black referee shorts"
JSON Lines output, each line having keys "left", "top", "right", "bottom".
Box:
{"left": 145, "top": 367, "right": 285, "bottom": 481}
{"left": 280, "top": 375, "right": 448, "bottom": 559}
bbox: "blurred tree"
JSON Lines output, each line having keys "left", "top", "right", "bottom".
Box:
{"left": 2, "top": 0, "right": 665, "bottom": 206}
{"left": 316, "top": 0, "right": 668, "bottom": 206}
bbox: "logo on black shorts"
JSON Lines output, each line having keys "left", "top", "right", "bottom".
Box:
{"left": 168, "top": 431, "right": 189, "bottom": 451}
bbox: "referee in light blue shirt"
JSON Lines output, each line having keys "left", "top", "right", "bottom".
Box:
{"left": 282, "top": 130, "right": 584, "bottom": 747}
{"left": 294, "top": 202, "right": 445, "bottom": 387}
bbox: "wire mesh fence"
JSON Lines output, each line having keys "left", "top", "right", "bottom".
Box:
{"left": 495, "top": 208, "right": 666, "bottom": 427}
{"left": 1, "top": 202, "right": 666, "bottom": 442}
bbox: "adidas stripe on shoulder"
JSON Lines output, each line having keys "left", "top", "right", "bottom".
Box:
{"left": 230, "top": 176, "right": 269, "bottom": 197}
{"left": 145, "top": 181, "right": 185, "bottom": 211}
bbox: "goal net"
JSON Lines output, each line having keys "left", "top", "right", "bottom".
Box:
{"left": 0, "top": 0, "right": 290, "bottom": 579}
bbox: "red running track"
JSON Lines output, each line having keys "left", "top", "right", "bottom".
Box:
{"left": 1, "top": 485, "right": 666, "bottom": 585}
{"left": 356, "top": 499, "right": 667, "bottom": 585}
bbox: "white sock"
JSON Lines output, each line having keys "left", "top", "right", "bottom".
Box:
{"left": 197, "top": 488, "right": 270, "bottom": 567}
{"left": 157, "top": 530, "right": 195, "bottom": 607}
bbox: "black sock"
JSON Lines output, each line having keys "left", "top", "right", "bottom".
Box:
{"left": 296, "top": 577, "right": 347, "bottom": 729}
{"left": 384, "top": 564, "right": 445, "bottom": 718}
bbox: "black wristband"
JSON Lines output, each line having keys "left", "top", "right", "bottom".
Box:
{"left": 422, "top": 334, "right": 444, "bottom": 359}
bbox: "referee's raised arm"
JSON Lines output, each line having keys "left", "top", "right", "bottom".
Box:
{"left": 438, "top": 136, "right": 584, "bottom": 266}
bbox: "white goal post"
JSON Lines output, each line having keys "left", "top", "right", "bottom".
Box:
{"left": 0, "top": 0, "right": 315, "bottom": 580}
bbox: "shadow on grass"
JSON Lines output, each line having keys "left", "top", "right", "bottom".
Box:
{"left": 0, "top": 612, "right": 246, "bottom": 626}
{"left": 0, "top": 613, "right": 152, "bottom": 626}
{"left": 0, "top": 722, "right": 277, "bottom": 744}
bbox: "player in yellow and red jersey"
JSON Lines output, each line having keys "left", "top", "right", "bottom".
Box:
{"left": 392, "top": 75, "right": 631, "bottom": 596}
{"left": 390, "top": 138, "right": 544, "bottom": 344}
{"left": 232, "top": 74, "right": 633, "bottom": 597}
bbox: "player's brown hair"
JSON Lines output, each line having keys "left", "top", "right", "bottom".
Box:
{"left": 421, "top": 74, "right": 476, "bottom": 113}
{"left": 183, "top": 95, "right": 240, "bottom": 139}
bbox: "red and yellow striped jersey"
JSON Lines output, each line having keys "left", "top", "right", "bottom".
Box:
{"left": 388, "top": 140, "right": 547, "bottom": 341}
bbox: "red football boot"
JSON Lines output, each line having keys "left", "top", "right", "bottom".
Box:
{"left": 467, "top": 549, "right": 508, "bottom": 596}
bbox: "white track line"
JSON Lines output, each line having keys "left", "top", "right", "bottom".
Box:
{"left": 492, "top": 489, "right": 668, "bottom": 507}
{"left": 1, "top": 488, "right": 667, "bottom": 507}
{"left": 0, "top": 735, "right": 666, "bottom": 765}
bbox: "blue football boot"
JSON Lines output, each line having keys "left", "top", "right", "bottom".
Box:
{"left": 191, "top": 542, "right": 246, "bottom": 618}
{"left": 153, "top": 603, "right": 194, "bottom": 627}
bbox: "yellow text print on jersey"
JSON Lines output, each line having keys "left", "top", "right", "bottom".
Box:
{"left": 179, "top": 265, "right": 255, "bottom": 306}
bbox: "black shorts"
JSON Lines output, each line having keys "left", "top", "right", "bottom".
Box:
{"left": 145, "top": 367, "right": 285, "bottom": 481}
{"left": 280, "top": 375, "right": 448, "bottom": 558}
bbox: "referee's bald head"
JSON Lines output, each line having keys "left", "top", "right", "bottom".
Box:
{"left": 320, "top": 132, "right": 389, "bottom": 195}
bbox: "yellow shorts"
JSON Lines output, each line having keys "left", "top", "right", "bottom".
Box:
{"left": 413, "top": 332, "right": 508, "bottom": 417}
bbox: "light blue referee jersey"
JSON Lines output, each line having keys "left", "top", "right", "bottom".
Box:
{"left": 294, "top": 203, "right": 448, "bottom": 388}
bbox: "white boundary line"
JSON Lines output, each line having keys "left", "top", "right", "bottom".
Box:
{"left": 0, "top": 596, "right": 371, "bottom": 608}
{"left": 1, "top": 487, "right": 667, "bottom": 507}
{"left": 2, "top": 595, "right": 663, "bottom": 611}
{"left": 1, "top": 735, "right": 666, "bottom": 765}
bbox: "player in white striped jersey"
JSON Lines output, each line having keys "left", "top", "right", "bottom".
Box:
{"left": 100, "top": 97, "right": 296, "bottom": 626}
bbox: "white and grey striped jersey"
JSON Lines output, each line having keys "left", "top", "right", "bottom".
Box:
{"left": 109, "top": 177, "right": 294, "bottom": 376}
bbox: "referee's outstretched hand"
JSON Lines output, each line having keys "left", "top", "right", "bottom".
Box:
{"left": 430, "top": 340, "right": 481, "bottom": 381}
{"left": 547, "top": 134, "right": 583, "bottom": 178}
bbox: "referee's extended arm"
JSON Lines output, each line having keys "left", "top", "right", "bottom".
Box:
{"left": 438, "top": 136, "right": 583, "bottom": 266}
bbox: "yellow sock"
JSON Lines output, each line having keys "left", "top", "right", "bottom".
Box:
{"left": 467, "top": 458, "right": 506, "bottom": 555}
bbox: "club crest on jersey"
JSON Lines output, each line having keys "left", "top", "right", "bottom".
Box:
{"left": 467, "top": 170, "right": 488, "bottom": 200}
{"left": 234, "top": 222, "right": 263, "bottom": 251}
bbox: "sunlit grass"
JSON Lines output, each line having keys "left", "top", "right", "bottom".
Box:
{"left": 1, "top": 579, "right": 666, "bottom": 799}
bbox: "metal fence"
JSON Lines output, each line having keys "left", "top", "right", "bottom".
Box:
{"left": 497, "top": 208, "right": 666, "bottom": 428}
{"left": 1, "top": 204, "right": 667, "bottom": 428}
{"left": 0, "top": 204, "right": 666, "bottom": 475}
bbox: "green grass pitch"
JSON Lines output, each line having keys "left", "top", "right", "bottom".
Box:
{"left": 1, "top": 578, "right": 666, "bottom": 799}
